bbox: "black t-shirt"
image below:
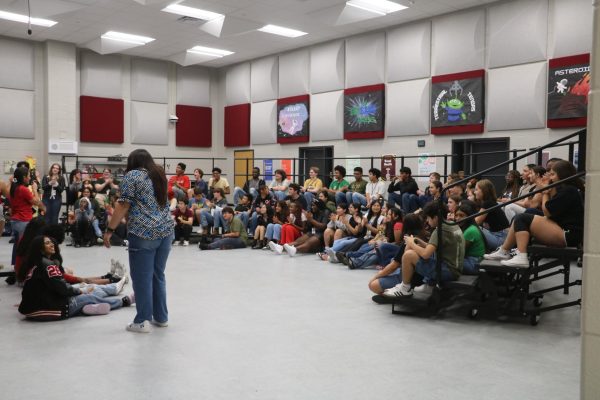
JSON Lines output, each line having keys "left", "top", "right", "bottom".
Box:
{"left": 285, "top": 194, "right": 308, "bottom": 210}
{"left": 308, "top": 209, "right": 330, "bottom": 234}
{"left": 482, "top": 200, "right": 509, "bottom": 232}
{"left": 546, "top": 185, "right": 584, "bottom": 232}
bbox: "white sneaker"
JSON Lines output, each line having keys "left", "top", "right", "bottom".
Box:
{"left": 151, "top": 319, "right": 168, "bottom": 327}
{"left": 268, "top": 241, "right": 283, "bottom": 254}
{"left": 283, "top": 244, "right": 297, "bottom": 257}
{"left": 126, "top": 320, "right": 151, "bottom": 333}
{"left": 115, "top": 261, "right": 127, "bottom": 278}
{"left": 115, "top": 276, "right": 126, "bottom": 295}
{"left": 172, "top": 241, "right": 179, "bottom": 246}
{"left": 183, "top": 240, "right": 189, "bottom": 246}
{"left": 500, "top": 252, "right": 529, "bottom": 267}
{"left": 326, "top": 247, "right": 338, "bottom": 263}
{"left": 484, "top": 247, "right": 511, "bottom": 260}
{"left": 413, "top": 284, "right": 433, "bottom": 295}
{"left": 383, "top": 283, "right": 413, "bottom": 298}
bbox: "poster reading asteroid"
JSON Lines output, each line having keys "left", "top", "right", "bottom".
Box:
{"left": 548, "top": 57, "right": 590, "bottom": 121}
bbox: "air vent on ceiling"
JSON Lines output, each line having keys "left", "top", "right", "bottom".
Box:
{"left": 177, "top": 16, "right": 202, "bottom": 23}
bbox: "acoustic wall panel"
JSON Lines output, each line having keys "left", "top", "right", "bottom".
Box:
{"left": 251, "top": 56, "right": 278, "bottom": 102}
{"left": 176, "top": 66, "right": 210, "bottom": 107}
{"left": 432, "top": 9, "right": 485, "bottom": 75}
{"left": 386, "top": 79, "right": 430, "bottom": 137}
{"left": 279, "top": 49, "right": 309, "bottom": 98}
{"left": 0, "top": 38, "right": 34, "bottom": 90}
{"left": 487, "top": 0, "right": 547, "bottom": 68}
{"left": 251, "top": 100, "right": 277, "bottom": 145}
{"left": 80, "top": 96, "right": 123, "bottom": 143}
{"left": 387, "top": 22, "right": 431, "bottom": 83}
{"left": 311, "top": 91, "right": 344, "bottom": 142}
{"left": 310, "top": 40, "right": 345, "bottom": 94}
{"left": 224, "top": 103, "right": 250, "bottom": 147}
{"left": 549, "top": 0, "right": 594, "bottom": 58}
{"left": 487, "top": 62, "right": 546, "bottom": 131}
{"left": 131, "top": 101, "right": 169, "bottom": 145}
{"left": 346, "top": 32, "right": 385, "bottom": 88}
{"left": 131, "top": 59, "right": 168, "bottom": 103}
{"left": 0, "top": 88, "right": 34, "bottom": 139}
{"left": 226, "top": 63, "right": 251, "bottom": 106}
{"left": 80, "top": 52, "right": 122, "bottom": 99}
{"left": 175, "top": 105, "right": 212, "bottom": 147}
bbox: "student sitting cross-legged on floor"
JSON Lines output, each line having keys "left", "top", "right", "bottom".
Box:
{"left": 199, "top": 207, "right": 250, "bottom": 250}
{"left": 172, "top": 199, "right": 193, "bottom": 246}
{"left": 383, "top": 201, "right": 464, "bottom": 298}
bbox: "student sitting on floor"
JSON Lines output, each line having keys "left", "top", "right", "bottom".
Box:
{"left": 321, "top": 203, "right": 350, "bottom": 251}
{"left": 199, "top": 207, "right": 250, "bottom": 250}
{"left": 274, "top": 199, "right": 330, "bottom": 256}
{"left": 251, "top": 203, "right": 273, "bottom": 249}
{"left": 383, "top": 201, "right": 464, "bottom": 298}
{"left": 455, "top": 201, "right": 486, "bottom": 274}
{"left": 321, "top": 202, "right": 365, "bottom": 263}
{"left": 173, "top": 199, "right": 193, "bottom": 246}
{"left": 277, "top": 201, "right": 306, "bottom": 246}
{"left": 18, "top": 235, "right": 134, "bottom": 320}
{"left": 484, "top": 160, "right": 584, "bottom": 267}
{"left": 265, "top": 201, "right": 288, "bottom": 247}
{"left": 234, "top": 193, "right": 252, "bottom": 229}
{"left": 367, "top": 212, "right": 427, "bottom": 296}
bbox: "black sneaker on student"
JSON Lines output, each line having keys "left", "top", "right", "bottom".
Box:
{"left": 371, "top": 294, "right": 392, "bottom": 304}
{"left": 336, "top": 252, "right": 349, "bottom": 266}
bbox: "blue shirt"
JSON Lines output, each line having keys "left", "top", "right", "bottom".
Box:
{"left": 119, "top": 169, "right": 174, "bottom": 240}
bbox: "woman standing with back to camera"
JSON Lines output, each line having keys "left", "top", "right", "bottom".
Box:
{"left": 103, "top": 149, "right": 174, "bottom": 333}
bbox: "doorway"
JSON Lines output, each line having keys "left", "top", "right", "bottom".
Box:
{"left": 299, "top": 146, "right": 334, "bottom": 187}
{"left": 452, "top": 138, "right": 510, "bottom": 193}
{"left": 234, "top": 150, "right": 254, "bottom": 189}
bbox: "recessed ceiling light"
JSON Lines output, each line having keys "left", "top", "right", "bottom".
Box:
{"left": 162, "top": 4, "right": 224, "bottom": 21}
{"left": 258, "top": 24, "right": 307, "bottom": 38}
{"left": 0, "top": 10, "right": 57, "bottom": 27}
{"left": 346, "top": 0, "right": 408, "bottom": 15}
{"left": 101, "top": 31, "right": 155, "bottom": 45}
{"left": 187, "top": 45, "right": 234, "bottom": 58}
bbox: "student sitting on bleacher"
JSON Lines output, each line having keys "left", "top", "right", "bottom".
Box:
{"left": 455, "top": 201, "right": 485, "bottom": 274}
{"left": 503, "top": 165, "right": 545, "bottom": 222}
{"left": 383, "top": 201, "right": 464, "bottom": 297}
{"left": 484, "top": 160, "right": 584, "bottom": 267}
{"left": 269, "top": 169, "right": 292, "bottom": 201}
{"left": 474, "top": 179, "right": 510, "bottom": 250}
{"left": 325, "top": 165, "right": 350, "bottom": 205}
{"left": 189, "top": 187, "right": 208, "bottom": 227}
{"left": 199, "top": 188, "right": 228, "bottom": 236}
{"left": 251, "top": 203, "right": 273, "bottom": 249}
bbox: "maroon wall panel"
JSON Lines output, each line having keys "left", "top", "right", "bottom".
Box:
{"left": 224, "top": 103, "right": 250, "bottom": 147}
{"left": 80, "top": 96, "right": 124, "bottom": 144}
{"left": 176, "top": 105, "right": 212, "bottom": 147}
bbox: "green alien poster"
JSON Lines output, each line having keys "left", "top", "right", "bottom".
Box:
{"left": 431, "top": 70, "right": 484, "bottom": 134}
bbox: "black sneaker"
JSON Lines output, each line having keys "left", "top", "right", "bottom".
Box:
{"left": 5, "top": 275, "right": 16, "bottom": 285}
{"left": 336, "top": 252, "right": 349, "bottom": 266}
{"left": 371, "top": 294, "right": 392, "bottom": 304}
{"left": 198, "top": 243, "right": 209, "bottom": 250}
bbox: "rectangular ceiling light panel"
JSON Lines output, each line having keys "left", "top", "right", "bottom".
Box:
{"left": 346, "top": 0, "right": 408, "bottom": 15}
{"left": 187, "top": 45, "right": 234, "bottom": 58}
{"left": 162, "top": 4, "right": 224, "bottom": 21}
{"left": 101, "top": 31, "right": 155, "bottom": 45}
{"left": 0, "top": 10, "right": 57, "bottom": 27}
{"left": 258, "top": 24, "right": 307, "bottom": 38}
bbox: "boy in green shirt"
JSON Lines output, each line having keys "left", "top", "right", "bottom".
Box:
{"left": 337, "top": 166, "right": 367, "bottom": 206}
{"left": 200, "top": 207, "right": 249, "bottom": 250}
{"left": 383, "top": 201, "right": 465, "bottom": 298}
{"left": 325, "top": 165, "right": 350, "bottom": 205}
{"left": 456, "top": 201, "right": 485, "bottom": 274}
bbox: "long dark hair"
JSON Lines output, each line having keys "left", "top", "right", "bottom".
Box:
{"left": 69, "top": 168, "right": 81, "bottom": 184}
{"left": 552, "top": 160, "right": 585, "bottom": 193}
{"left": 16, "top": 217, "right": 46, "bottom": 257}
{"left": 10, "top": 167, "right": 29, "bottom": 198}
{"left": 502, "top": 170, "right": 522, "bottom": 199}
{"left": 18, "top": 235, "right": 63, "bottom": 282}
{"left": 126, "top": 149, "right": 167, "bottom": 207}
{"left": 385, "top": 207, "right": 403, "bottom": 242}
{"left": 401, "top": 213, "right": 426, "bottom": 238}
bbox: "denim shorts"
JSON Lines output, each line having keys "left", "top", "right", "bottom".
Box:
{"left": 415, "top": 254, "right": 456, "bottom": 284}
{"left": 377, "top": 273, "right": 402, "bottom": 290}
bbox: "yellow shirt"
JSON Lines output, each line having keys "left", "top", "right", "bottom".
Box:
{"left": 303, "top": 178, "right": 323, "bottom": 191}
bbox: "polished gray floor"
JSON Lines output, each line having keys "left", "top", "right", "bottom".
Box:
{"left": 0, "top": 236, "right": 581, "bottom": 400}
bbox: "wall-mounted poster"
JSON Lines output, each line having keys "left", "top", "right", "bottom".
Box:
{"left": 431, "top": 70, "right": 484, "bottom": 135}
{"left": 277, "top": 95, "right": 309, "bottom": 144}
{"left": 344, "top": 84, "right": 385, "bottom": 140}
{"left": 418, "top": 153, "right": 437, "bottom": 182}
{"left": 547, "top": 54, "right": 590, "bottom": 129}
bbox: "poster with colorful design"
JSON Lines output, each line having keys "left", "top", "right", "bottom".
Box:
{"left": 344, "top": 84, "right": 385, "bottom": 140}
{"left": 277, "top": 95, "right": 309, "bottom": 144}
{"left": 547, "top": 54, "right": 590, "bottom": 128}
{"left": 431, "top": 70, "right": 484, "bottom": 135}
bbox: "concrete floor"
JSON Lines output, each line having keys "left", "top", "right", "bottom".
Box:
{"left": 0, "top": 236, "right": 581, "bottom": 400}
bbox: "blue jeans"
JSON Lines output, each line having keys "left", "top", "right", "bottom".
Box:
{"left": 463, "top": 256, "right": 482, "bottom": 275}
{"left": 11, "top": 219, "right": 28, "bottom": 265}
{"left": 200, "top": 210, "right": 214, "bottom": 228}
{"left": 249, "top": 211, "right": 259, "bottom": 234}
{"left": 331, "top": 237, "right": 358, "bottom": 252}
{"left": 377, "top": 243, "right": 402, "bottom": 265}
{"left": 346, "top": 242, "right": 373, "bottom": 257}
{"left": 482, "top": 228, "right": 508, "bottom": 250}
{"left": 233, "top": 187, "right": 258, "bottom": 206}
{"left": 351, "top": 193, "right": 367, "bottom": 207}
{"left": 43, "top": 197, "right": 62, "bottom": 225}
{"left": 212, "top": 209, "right": 227, "bottom": 230}
{"left": 67, "top": 283, "right": 124, "bottom": 316}
{"left": 350, "top": 250, "right": 379, "bottom": 269}
{"left": 127, "top": 233, "right": 173, "bottom": 324}
{"left": 387, "top": 193, "right": 403, "bottom": 208}
{"left": 266, "top": 223, "right": 282, "bottom": 241}
{"left": 335, "top": 191, "right": 348, "bottom": 205}
{"left": 303, "top": 192, "right": 316, "bottom": 205}
{"left": 208, "top": 237, "right": 246, "bottom": 250}
{"left": 402, "top": 193, "right": 419, "bottom": 213}
{"left": 272, "top": 190, "right": 287, "bottom": 201}
{"left": 237, "top": 211, "right": 249, "bottom": 229}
